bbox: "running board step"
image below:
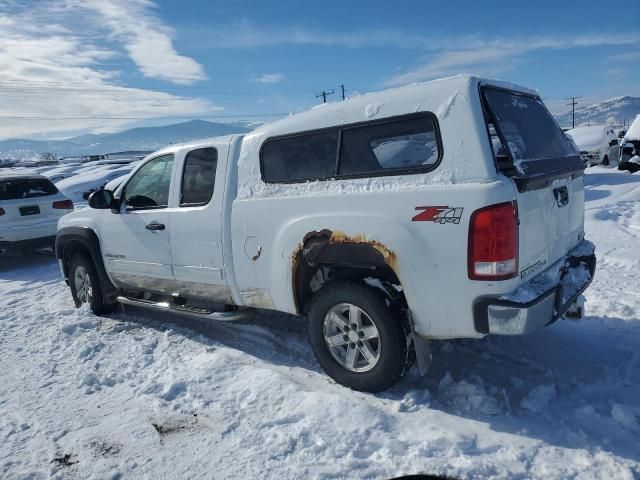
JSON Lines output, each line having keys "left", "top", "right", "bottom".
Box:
{"left": 116, "top": 296, "right": 251, "bottom": 321}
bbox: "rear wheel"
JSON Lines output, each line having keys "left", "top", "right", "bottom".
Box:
{"left": 69, "top": 253, "right": 116, "bottom": 315}
{"left": 307, "top": 281, "right": 410, "bottom": 392}
{"left": 603, "top": 155, "right": 610, "bottom": 166}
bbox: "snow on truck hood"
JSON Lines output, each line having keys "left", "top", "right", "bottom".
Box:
{"left": 566, "top": 126, "right": 608, "bottom": 152}
{"left": 624, "top": 114, "right": 640, "bottom": 142}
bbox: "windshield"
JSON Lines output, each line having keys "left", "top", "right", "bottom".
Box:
{"left": 483, "top": 87, "right": 582, "bottom": 177}
{"left": 0, "top": 178, "right": 58, "bottom": 200}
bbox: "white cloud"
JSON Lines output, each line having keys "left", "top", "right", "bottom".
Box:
{"left": 0, "top": 1, "right": 216, "bottom": 139}
{"left": 66, "top": 0, "right": 207, "bottom": 85}
{"left": 384, "top": 34, "right": 640, "bottom": 86}
{"left": 251, "top": 73, "right": 285, "bottom": 84}
{"left": 384, "top": 47, "right": 522, "bottom": 86}
{"left": 192, "top": 20, "right": 478, "bottom": 50}
{"left": 605, "top": 51, "right": 640, "bottom": 64}
{"left": 195, "top": 22, "right": 640, "bottom": 87}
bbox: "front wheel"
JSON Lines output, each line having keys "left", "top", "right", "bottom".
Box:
{"left": 68, "top": 253, "right": 116, "bottom": 315}
{"left": 602, "top": 156, "right": 610, "bottom": 166}
{"left": 307, "top": 281, "right": 410, "bottom": 392}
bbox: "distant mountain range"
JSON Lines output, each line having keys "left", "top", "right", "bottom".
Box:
{"left": 2, "top": 97, "right": 639, "bottom": 161}
{"left": 0, "top": 120, "right": 252, "bottom": 160}
{"left": 554, "top": 96, "right": 640, "bottom": 129}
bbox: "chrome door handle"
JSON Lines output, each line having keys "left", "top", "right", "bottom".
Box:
{"left": 145, "top": 223, "right": 165, "bottom": 231}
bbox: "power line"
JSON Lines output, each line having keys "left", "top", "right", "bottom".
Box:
{"left": 316, "top": 89, "right": 334, "bottom": 104}
{"left": 565, "top": 96, "right": 582, "bottom": 129}
{"left": 0, "top": 87, "right": 312, "bottom": 96}
{"left": 0, "top": 113, "right": 290, "bottom": 120}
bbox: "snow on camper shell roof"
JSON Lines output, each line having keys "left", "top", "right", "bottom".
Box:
{"left": 235, "top": 75, "right": 534, "bottom": 200}
{"left": 248, "top": 74, "right": 538, "bottom": 140}
{"left": 137, "top": 75, "right": 538, "bottom": 160}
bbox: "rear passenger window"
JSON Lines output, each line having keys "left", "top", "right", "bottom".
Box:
{"left": 261, "top": 129, "right": 338, "bottom": 183}
{"left": 260, "top": 113, "right": 440, "bottom": 183}
{"left": 339, "top": 116, "right": 440, "bottom": 176}
{"left": 180, "top": 148, "right": 217, "bottom": 207}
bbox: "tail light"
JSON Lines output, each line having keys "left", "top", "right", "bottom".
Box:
{"left": 468, "top": 202, "right": 518, "bottom": 280}
{"left": 52, "top": 199, "right": 74, "bottom": 210}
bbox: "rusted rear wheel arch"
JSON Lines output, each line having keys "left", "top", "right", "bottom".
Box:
{"left": 292, "top": 230, "right": 408, "bottom": 315}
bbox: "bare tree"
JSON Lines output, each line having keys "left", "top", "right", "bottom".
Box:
{"left": 38, "top": 152, "right": 58, "bottom": 162}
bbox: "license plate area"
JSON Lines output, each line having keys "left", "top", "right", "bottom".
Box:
{"left": 19, "top": 205, "right": 40, "bottom": 216}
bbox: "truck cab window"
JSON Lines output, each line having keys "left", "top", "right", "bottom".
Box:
{"left": 180, "top": 147, "right": 217, "bottom": 207}
{"left": 123, "top": 154, "right": 174, "bottom": 210}
{"left": 261, "top": 130, "right": 338, "bottom": 182}
{"left": 339, "top": 114, "right": 440, "bottom": 176}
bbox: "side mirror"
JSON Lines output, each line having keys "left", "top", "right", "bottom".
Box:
{"left": 88, "top": 189, "right": 118, "bottom": 212}
{"left": 609, "top": 139, "right": 619, "bottom": 147}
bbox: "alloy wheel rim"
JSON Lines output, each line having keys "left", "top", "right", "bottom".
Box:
{"left": 74, "top": 266, "right": 93, "bottom": 304}
{"left": 323, "top": 303, "right": 381, "bottom": 373}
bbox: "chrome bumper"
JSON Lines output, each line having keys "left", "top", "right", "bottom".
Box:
{"left": 473, "top": 240, "right": 596, "bottom": 335}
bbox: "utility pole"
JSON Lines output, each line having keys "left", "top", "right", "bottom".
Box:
{"left": 565, "top": 96, "right": 582, "bottom": 129}
{"left": 316, "top": 89, "right": 334, "bottom": 104}
{"left": 339, "top": 83, "right": 346, "bottom": 100}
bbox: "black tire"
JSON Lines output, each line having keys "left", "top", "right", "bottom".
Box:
{"left": 307, "top": 281, "right": 410, "bottom": 392}
{"left": 68, "top": 253, "right": 116, "bottom": 315}
{"left": 603, "top": 156, "right": 610, "bottom": 166}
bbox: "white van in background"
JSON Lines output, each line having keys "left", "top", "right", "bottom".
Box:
{"left": 619, "top": 114, "right": 640, "bottom": 173}
{"left": 566, "top": 125, "right": 619, "bottom": 166}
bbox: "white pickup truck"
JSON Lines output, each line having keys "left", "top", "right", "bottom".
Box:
{"left": 56, "top": 75, "right": 596, "bottom": 392}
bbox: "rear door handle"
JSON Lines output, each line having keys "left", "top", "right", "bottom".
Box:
{"left": 145, "top": 222, "right": 165, "bottom": 231}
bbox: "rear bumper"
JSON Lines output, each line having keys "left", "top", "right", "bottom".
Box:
{"left": 473, "top": 240, "right": 596, "bottom": 335}
{"left": 0, "top": 235, "right": 57, "bottom": 254}
{"left": 0, "top": 220, "right": 58, "bottom": 243}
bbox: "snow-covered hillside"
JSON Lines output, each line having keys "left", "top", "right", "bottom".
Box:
{"left": 1, "top": 168, "right": 639, "bottom": 479}
{"left": 555, "top": 96, "right": 640, "bottom": 129}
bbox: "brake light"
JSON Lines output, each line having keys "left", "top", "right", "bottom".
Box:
{"left": 468, "top": 202, "right": 518, "bottom": 280}
{"left": 52, "top": 199, "right": 74, "bottom": 210}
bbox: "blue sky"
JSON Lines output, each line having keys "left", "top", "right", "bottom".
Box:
{"left": 0, "top": 0, "right": 639, "bottom": 139}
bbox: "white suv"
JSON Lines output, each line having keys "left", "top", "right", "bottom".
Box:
{"left": 1, "top": 173, "right": 74, "bottom": 255}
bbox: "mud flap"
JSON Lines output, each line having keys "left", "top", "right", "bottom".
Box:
{"left": 564, "top": 294, "right": 586, "bottom": 320}
{"left": 412, "top": 334, "right": 432, "bottom": 375}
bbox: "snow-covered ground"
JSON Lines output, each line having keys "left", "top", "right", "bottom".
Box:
{"left": 1, "top": 167, "right": 639, "bottom": 479}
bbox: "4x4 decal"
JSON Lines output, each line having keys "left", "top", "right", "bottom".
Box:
{"left": 412, "top": 206, "right": 464, "bottom": 224}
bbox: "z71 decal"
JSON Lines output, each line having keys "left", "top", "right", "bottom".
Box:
{"left": 412, "top": 206, "right": 464, "bottom": 224}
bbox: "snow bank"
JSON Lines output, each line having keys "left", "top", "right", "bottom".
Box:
{"left": 1, "top": 167, "right": 640, "bottom": 479}
{"left": 520, "top": 384, "right": 556, "bottom": 413}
